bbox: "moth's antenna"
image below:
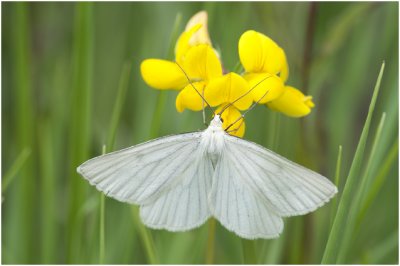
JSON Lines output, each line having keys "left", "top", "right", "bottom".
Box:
{"left": 175, "top": 62, "right": 215, "bottom": 116}
{"left": 224, "top": 89, "right": 270, "bottom": 132}
{"left": 218, "top": 75, "right": 272, "bottom": 116}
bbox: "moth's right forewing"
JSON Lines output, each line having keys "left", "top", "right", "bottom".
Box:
{"left": 224, "top": 135, "right": 338, "bottom": 217}
{"left": 77, "top": 132, "right": 204, "bottom": 205}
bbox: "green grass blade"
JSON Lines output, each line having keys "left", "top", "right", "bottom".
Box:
{"left": 133, "top": 12, "right": 183, "bottom": 263}
{"left": 262, "top": 237, "right": 286, "bottom": 264}
{"left": 8, "top": 3, "right": 35, "bottom": 262}
{"left": 321, "top": 62, "right": 385, "bottom": 264}
{"left": 330, "top": 145, "right": 342, "bottom": 227}
{"left": 38, "top": 124, "right": 57, "bottom": 263}
{"left": 99, "top": 145, "right": 106, "bottom": 264}
{"left": 99, "top": 62, "right": 132, "bottom": 264}
{"left": 336, "top": 112, "right": 387, "bottom": 263}
{"left": 99, "top": 193, "right": 105, "bottom": 264}
{"left": 67, "top": 2, "right": 94, "bottom": 262}
{"left": 166, "top": 13, "right": 182, "bottom": 59}
{"left": 364, "top": 230, "right": 398, "bottom": 264}
{"left": 359, "top": 112, "right": 387, "bottom": 202}
{"left": 2, "top": 148, "right": 31, "bottom": 193}
{"left": 268, "top": 111, "right": 281, "bottom": 150}
{"left": 149, "top": 13, "right": 182, "bottom": 139}
{"left": 106, "top": 63, "right": 132, "bottom": 151}
{"left": 131, "top": 207, "right": 158, "bottom": 264}
{"left": 357, "top": 139, "right": 398, "bottom": 225}
{"left": 242, "top": 239, "right": 257, "bottom": 264}
{"left": 205, "top": 218, "right": 217, "bottom": 264}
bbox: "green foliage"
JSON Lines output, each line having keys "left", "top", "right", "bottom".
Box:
{"left": 2, "top": 2, "right": 398, "bottom": 264}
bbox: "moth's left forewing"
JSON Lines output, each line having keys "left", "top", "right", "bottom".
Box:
{"left": 78, "top": 131, "right": 215, "bottom": 231}
{"left": 223, "top": 135, "right": 338, "bottom": 217}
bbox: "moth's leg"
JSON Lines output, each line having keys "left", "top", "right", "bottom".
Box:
{"left": 202, "top": 88, "right": 208, "bottom": 127}
{"left": 226, "top": 119, "right": 244, "bottom": 134}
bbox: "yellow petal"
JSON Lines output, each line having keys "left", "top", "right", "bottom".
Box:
{"left": 216, "top": 105, "right": 245, "bottom": 138}
{"left": 267, "top": 86, "right": 315, "bottom": 117}
{"left": 205, "top": 73, "right": 253, "bottom": 110}
{"left": 242, "top": 73, "right": 285, "bottom": 104}
{"left": 175, "top": 81, "right": 207, "bottom": 112}
{"left": 185, "top": 11, "right": 212, "bottom": 46}
{"left": 141, "top": 59, "right": 187, "bottom": 90}
{"left": 183, "top": 44, "right": 222, "bottom": 81}
{"left": 239, "top": 30, "right": 287, "bottom": 76}
{"left": 175, "top": 23, "right": 202, "bottom": 64}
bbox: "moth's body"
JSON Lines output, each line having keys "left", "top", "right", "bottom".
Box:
{"left": 201, "top": 115, "right": 225, "bottom": 166}
{"left": 78, "top": 115, "right": 337, "bottom": 239}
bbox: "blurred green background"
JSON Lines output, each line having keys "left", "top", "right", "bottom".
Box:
{"left": 2, "top": 2, "right": 398, "bottom": 264}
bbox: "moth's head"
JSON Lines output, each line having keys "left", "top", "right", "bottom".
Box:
{"left": 210, "top": 115, "right": 223, "bottom": 128}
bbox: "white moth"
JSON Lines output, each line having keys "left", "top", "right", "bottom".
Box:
{"left": 77, "top": 114, "right": 337, "bottom": 239}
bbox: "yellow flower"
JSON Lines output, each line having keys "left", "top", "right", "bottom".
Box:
{"left": 184, "top": 11, "right": 212, "bottom": 48}
{"left": 216, "top": 104, "right": 246, "bottom": 138}
{"left": 204, "top": 73, "right": 252, "bottom": 138}
{"left": 238, "top": 30, "right": 287, "bottom": 103}
{"left": 141, "top": 11, "right": 224, "bottom": 113}
{"left": 205, "top": 72, "right": 253, "bottom": 110}
{"left": 175, "top": 44, "right": 223, "bottom": 112}
{"left": 267, "top": 86, "right": 315, "bottom": 117}
{"left": 141, "top": 24, "right": 222, "bottom": 112}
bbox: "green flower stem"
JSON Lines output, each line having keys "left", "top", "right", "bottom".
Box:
{"left": 205, "top": 218, "right": 216, "bottom": 264}
{"left": 321, "top": 62, "right": 385, "bottom": 264}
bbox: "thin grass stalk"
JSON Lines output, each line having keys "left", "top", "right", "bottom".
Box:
{"left": 2, "top": 148, "right": 31, "bottom": 193}
{"left": 242, "top": 239, "right": 257, "bottom": 264}
{"left": 149, "top": 13, "right": 182, "bottom": 139}
{"left": 98, "top": 63, "right": 132, "bottom": 263}
{"left": 262, "top": 237, "right": 286, "bottom": 264}
{"left": 359, "top": 112, "right": 387, "bottom": 202}
{"left": 356, "top": 138, "right": 398, "bottom": 226}
{"left": 205, "top": 218, "right": 216, "bottom": 264}
{"left": 131, "top": 207, "right": 158, "bottom": 264}
{"left": 10, "top": 3, "right": 35, "bottom": 262}
{"left": 288, "top": 218, "right": 304, "bottom": 263}
{"left": 259, "top": 110, "right": 284, "bottom": 264}
{"left": 336, "top": 112, "right": 387, "bottom": 263}
{"left": 99, "top": 146, "right": 106, "bottom": 264}
{"left": 267, "top": 112, "right": 281, "bottom": 151}
{"left": 38, "top": 123, "right": 57, "bottom": 263}
{"left": 99, "top": 193, "right": 105, "bottom": 264}
{"left": 67, "top": 3, "right": 94, "bottom": 262}
{"left": 366, "top": 230, "right": 398, "bottom": 264}
{"left": 330, "top": 145, "right": 342, "bottom": 227}
{"left": 321, "top": 62, "right": 385, "bottom": 264}
{"left": 107, "top": 63, "right": 132, "bottom": 151}
{"left": 131, "top": 13, "right": 183, "bottom": 263}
